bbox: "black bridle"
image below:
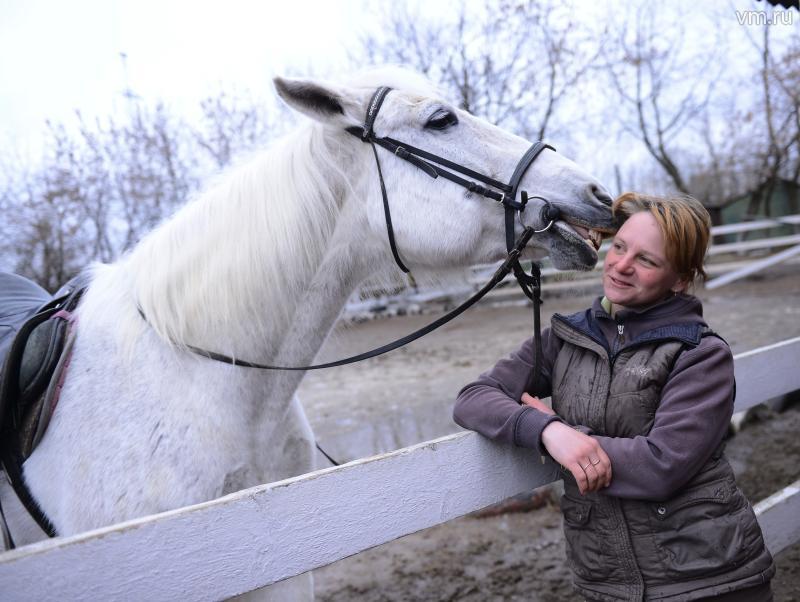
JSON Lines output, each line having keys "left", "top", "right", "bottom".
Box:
{"left": 174, "top": 87, "right": 560, "bottom": 428}
{"left": 181, "top": 87, "right": 559, "bottom": 379}
{"left": 344, "top": 86, "right": 560, "bottom": 270}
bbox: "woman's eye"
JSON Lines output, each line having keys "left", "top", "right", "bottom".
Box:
{"left": 425, "top": 109, "right": 458, "bottom": 130}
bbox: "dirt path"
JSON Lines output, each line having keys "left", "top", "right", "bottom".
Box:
{"left": 299, "top": 262, "right": 800, "bottom": 601}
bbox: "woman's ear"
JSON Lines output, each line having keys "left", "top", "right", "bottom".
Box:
{"left": 274, "top": 76, "right": 361, "bottom": 128}
{"left": 672, "top": 277, "right": 690, "bottom": 294}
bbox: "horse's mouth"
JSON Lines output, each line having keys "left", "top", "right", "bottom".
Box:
{"left": 555, "top": 220, "right": 609, "bottom": 252}
{"left": 533, "top": 209, "right": 618, "bottom": 270}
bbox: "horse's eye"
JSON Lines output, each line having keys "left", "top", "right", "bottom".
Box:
{"left": 425, "top": 109, "right": 458, "bottom": 130}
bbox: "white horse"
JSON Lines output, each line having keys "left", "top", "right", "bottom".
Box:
{"left": 3, "top": 67, "right": 614, "bottom": 598}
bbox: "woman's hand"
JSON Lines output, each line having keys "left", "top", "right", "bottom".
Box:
{"left": 521, "top": 392, "right": 555, "bottom": 415}
{"left": 522, "top": 393, "right": 612, "bottom": 494}
{"left": 541, "top": 421, "right": 612, "bottom": 495}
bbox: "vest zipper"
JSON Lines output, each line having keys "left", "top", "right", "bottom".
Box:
{"left": 613, "top": 322, "right": 625, "bottom": 355}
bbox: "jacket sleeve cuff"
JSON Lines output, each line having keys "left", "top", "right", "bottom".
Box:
{"left": 513, "top": 407, "right": 564, "bottom": 455}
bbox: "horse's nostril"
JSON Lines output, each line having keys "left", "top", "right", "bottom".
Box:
{"left": 590, "top": 184, "right": 613, "bottom": 207}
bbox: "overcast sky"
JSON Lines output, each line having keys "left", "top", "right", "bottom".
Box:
{"left": 1, "top": 0, "right": 795, "bottom": 169}
{"left": 0, "top": 0, "right": 377, "bottom": 159}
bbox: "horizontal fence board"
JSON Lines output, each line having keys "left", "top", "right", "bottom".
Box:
{"left": 711, "top": 214, "right": 800, "bottom": 236}
{"left": 706, "top": 233, "right": 800, "bottom": 256}
{"left": 1, "top": 338, "right": 799, "bottom": 600}
{"left": 733, "top": 337, "right": 800, "bottom": 414}
{"left": 0, "top": 433, "right": 559, "bottom": 601}
{"left": 706, "top": 245, "right": 800, "bottom": 290}
{"left": 754, "top": 479, "right": 800, "bottom": 556}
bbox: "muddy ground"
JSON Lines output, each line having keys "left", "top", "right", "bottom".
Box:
{"left": 298, "top": 261, "right": 800, "bottom": 601}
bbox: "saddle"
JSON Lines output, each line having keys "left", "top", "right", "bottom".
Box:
{"left": 0, "top": 272, "right": 87, "bottom": 540}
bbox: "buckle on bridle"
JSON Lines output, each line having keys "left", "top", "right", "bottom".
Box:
{"left": 503, "top": 190, "right": 528, "bottom": 212}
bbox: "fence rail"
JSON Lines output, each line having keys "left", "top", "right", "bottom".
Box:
{"left": 711, "top": 214, "right": 800, "bottom": 236}
{"left": 1, "top": 337, "right": 799, "bottom": 600}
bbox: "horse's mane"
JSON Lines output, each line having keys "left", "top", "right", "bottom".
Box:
{"left": 109, "top": 66, "right": 440, "bottom": 353}
{"left": 117, "top": 123, "right": 346, "bottom": 352}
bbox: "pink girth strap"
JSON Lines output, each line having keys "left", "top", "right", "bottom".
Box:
{"left": 32, "top": 310, "right": 78, "bottom": 448}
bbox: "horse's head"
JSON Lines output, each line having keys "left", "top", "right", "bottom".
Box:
{"left": 275, "top": 68, "right": 616, "bottom": 272}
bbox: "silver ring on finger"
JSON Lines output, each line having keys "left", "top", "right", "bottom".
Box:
{"left": 582, "top": 463, "right": 592, "bottom": 471}
{"left": 590, "top": 457, "right": 601, "bottom": 466}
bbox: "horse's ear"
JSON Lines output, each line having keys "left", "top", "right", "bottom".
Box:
{"left": 274, "top": 77, "right": 360, "bottom": 126}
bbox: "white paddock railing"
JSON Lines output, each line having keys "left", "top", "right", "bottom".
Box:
{"left": 1, "top": 338, "right": 799, "bottom": 600}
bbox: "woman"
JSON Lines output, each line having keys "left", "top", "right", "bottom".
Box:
{"left": 453, "top": 193, "right": 775, "bottom": 601}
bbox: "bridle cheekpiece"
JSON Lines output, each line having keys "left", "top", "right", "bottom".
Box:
{"left": 167, "top": 86, "right": 560, "bottom": 404}
{"left": 345, "top": 86, "right": 560, "bottom": 272}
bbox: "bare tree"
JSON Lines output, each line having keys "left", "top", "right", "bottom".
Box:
{"left": 602, "top": 4, "right": 724, "bottom": 198}
{"left": 601, "top": 1, "right": 799, "bottom": 215}
{"left": 359, "top": 0, "right": 603, "bottom": 142}
{"left": 98, "top": 103, "right": 198, "bottom": 250}
{"left": 0, "top": 89, "right": 283, "bottom": 289}
{"left": 746, "top": 25, "right": 800, "bottom": 215}
{"left": 194, "top": 89, "right": 279, "bottom": 170}
{"left": 689, "top": 16, "right": 799, "bottom": 217}
{"left": 2, "top": 123, "right": 98, "bottom": 290}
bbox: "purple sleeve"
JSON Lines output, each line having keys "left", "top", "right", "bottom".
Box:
{"left": 453, "top": 329, "right": 563, "bottom": 454}
{"left": 595, "top": 337, "right": 735, "bottom": 501}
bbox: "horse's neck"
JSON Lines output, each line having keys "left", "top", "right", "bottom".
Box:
{"left": 250, "top": 247, "right": 365, "bottom": 420}
{"left": 124, "top": 127, "right": 367, "bottom": 362}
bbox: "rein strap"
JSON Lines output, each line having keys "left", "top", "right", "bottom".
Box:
{"left": 175, "top": 87, "right": 557, "bottom": 383}
{"left": 184, "top": 227, "right": 539, "bottom": 371}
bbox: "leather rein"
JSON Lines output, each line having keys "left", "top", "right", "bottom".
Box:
{"left": 180, "top": 86, "right": 561, "bottom": 388}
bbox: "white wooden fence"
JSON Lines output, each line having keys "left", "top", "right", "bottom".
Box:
{"left": 1, "top": 337, "right": 799, "bottom": 600}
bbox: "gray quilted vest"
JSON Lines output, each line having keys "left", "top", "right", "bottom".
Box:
{"left": 549, "top": 312, "right": 775, "bottom": 601}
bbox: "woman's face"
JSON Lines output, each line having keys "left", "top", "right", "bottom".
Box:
{"left": 603, "top": 211, "right": 686, "bottom": 310}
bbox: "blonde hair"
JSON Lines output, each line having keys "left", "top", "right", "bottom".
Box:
{"left": 612, "top": 192, "right": 711, "bottom": 282}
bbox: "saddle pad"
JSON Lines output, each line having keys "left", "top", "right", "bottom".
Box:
{"left": 0, "top": 275, "right": 85, "bottom": 455}
{"left": 19, "top": 318, "right": 66, "bottom": 405}
{"left": 0, "top": 273, "right": 86, "bottom": 543}
{"left": 0, "top": 306, "right": 64, "bottom": 448}
{"left": 23, "top": 322, "right": 76, "bottom": 458}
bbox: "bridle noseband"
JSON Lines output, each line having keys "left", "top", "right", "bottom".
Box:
{"left": 344, "top": 86, "right": 560, "bottom": 272}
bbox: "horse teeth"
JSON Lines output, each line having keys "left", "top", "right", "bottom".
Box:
{"left": 587, "top": 229, "right": 603, "bottom": 251}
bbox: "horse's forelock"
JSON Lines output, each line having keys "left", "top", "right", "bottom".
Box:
{"left": 344, "top": 66, "right": 443, "bottom": 99}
